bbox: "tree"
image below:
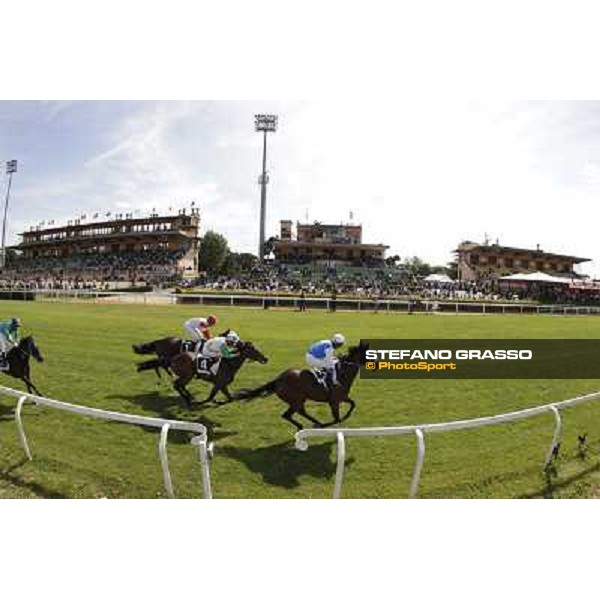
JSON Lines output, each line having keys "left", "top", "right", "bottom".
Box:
{"left": 198, "top": 231, "right": 229, "bottom": 275}
{"left": 385, "top": 254, "right": 401, "bottom": 267}
{"left": 403, "top": 256, "right": 432, "bottom": 277}
{"left": 445, "top": 261, "right": 458, "bottom": 280}
{"left": 222, "top": 252, "right": 258, "bottom": 275}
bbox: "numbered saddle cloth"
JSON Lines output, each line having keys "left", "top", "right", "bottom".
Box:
{"left": 309, "top": 368, "right": 328, "bottom": 388}
{"left": 196, "top": 356, "right": 220, "bottom": 375}
{"left": 181, "top": 339, "right": 200, "bottom": 353}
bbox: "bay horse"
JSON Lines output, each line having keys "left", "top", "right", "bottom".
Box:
{"left": 169, "top": 340, "right": 268, "bottom": 408}
{"left": 132, "top": 330, "right": 232, "bottom": 379}
{"left": 234, "top": 342, "right": 368, "bottom": 430}
{"left": 1, "top": 336, "right": 45, "bottom": 396}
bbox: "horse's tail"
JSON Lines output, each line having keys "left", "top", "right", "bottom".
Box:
{"left": 234, "top": 378, "right": 279, "bottom": 402}
{"left": 136, "top": 358, "right": 165, "bottom": 372}
{"left": 132, "top": 341, "right": 158, "bottom": 355}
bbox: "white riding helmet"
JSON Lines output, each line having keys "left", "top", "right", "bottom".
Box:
{"left": 226, "top": 330, "right": 240, "bottom": 344}
{"left": 332, "top": 333, "right": 345, "bottom": 347}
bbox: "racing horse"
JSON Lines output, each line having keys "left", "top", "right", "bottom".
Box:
{"left": 1, "top": 336, "right": 45, "bottom": 396}
{"left": 132, "top": 330, "right": 232, "bottom": 379}
{"left": 169, "top": 339, "right": 268, "bottom": 408}
{"left": 234, "top": 341, "right": 368, "bottom": 430}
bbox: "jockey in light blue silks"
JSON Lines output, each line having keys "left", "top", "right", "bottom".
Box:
{"left": 0, "top": 317, "right": 21, "bottom": 369}
{"left": 306, "top": 333, "right": 345, "bottom": 387}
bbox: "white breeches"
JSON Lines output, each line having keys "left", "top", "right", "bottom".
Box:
{"left": 0, "top": 335, "right": 13, "bottom": 355}
{"left": 305, "top": 353, "right": 338, "bottom": 382}
{"left": 185, "top": 324, "right": 204, "bottom": 341}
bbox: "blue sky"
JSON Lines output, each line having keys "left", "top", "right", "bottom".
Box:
{"left": 1, "top": 100, "right": 600, "bottom": 276}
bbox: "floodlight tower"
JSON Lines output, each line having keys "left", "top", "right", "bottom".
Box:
{"left": 1, "top": 160, "right": 17, "bottom": 270}
{"left": 255, "top": 114, "right": 278, "bottom": 262}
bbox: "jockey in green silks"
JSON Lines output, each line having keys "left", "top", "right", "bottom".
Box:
{"left": 0, "top": 317, "right": 21, "bottom": 369}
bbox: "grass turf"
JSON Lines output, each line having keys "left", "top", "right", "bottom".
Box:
{"left": 1, "top": 299, "right": 600, "bottom": 499}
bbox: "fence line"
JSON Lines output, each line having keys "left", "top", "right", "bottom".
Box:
{"left": 294, "top": 390, "right": 600, "bottom": 499}
{"left": 0, "top": 385, "right": 213, "bottom": 499}
{"left": 1, "top": 287, "right": 600, "bottom": 316}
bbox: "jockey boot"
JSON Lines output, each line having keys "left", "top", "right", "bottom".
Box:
{"left": 325, "top": 369, "right": 340, "bottom": 392}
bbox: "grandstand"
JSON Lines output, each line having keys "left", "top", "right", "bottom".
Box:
{"left": 273, "top": 220, "right": 388, "bottom": 267}
{"left": 4, "top": 209, "right": 200, "bottom": 286}
{"left": 456, "top": 240, "right": 590, "bottom": 282}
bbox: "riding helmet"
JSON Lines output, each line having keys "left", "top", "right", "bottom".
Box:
{"left": 332, "top": 333, "right": 345, "bottom": 346}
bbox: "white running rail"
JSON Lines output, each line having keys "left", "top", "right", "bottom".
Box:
{"left": 0, "top": 385, "right": 213, "bottom": 499}
{"left": 295, "top": 390, "right": 600, "bottom": 499}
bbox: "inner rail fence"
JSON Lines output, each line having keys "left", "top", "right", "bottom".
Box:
{"left": 1, "top": 287, "right": 599, "bottom": 316}
{"left": 294, "top": 390, "right": 600, "bottom": 499}
{"left": 0, "top": 385, "right": 213, "bottom": 499}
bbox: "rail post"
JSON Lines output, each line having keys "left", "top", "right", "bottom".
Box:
{"left": 158, "top": 424, "right": 175, "bottom": 498}
{"left": 543, "top": 405, "right": 563, "bottom": 470}
{"left": 15, "top": 395, "right": 32, "bottom": 460}
{"left": 333, "top": 432, "right": 346, "bottom": 499}
{"left": 193, "top": 435, "right": 213, "bottom": 499}
{"left": 409, "top": 428, "right": 425, "bottom": 498}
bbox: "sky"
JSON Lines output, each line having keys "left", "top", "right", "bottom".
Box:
{"left": 1, "top": 100, "right": 600, "bottom": 276}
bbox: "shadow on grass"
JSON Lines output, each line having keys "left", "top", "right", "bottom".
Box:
{"left": 105, "top": 392, "right": 237, "bottom": 444}
{"left": 219, "top": 440, "right": 355, "bottom": 490}
{"left": 521, "top": 460, "right": 600, "bottom": 499}
{"left": 0, "top": 402, "right": 14, "bottom": 422}
{"left": 0, "top": 459, "right": 67, "bottom": 499}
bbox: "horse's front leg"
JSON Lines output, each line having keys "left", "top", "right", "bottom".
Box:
{"left": 339, "top": 397, "right": 356, "bottom": 423}
{"left": 204, "top": 382, "right": 222, "bottom": 405}
{"left": 321, "top": 392, "right": 345, "bottom": 427}
{"left": 22, "top": 377, "right": 42, "bottom": 397}
{"left": 214, "top": 383, "right": 234, "bottom": 406}
{"left": 329, "top": 396, "right": 341, "bottom": 423}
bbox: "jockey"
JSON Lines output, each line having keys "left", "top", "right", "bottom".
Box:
{"left": 183, "top": 315, "right": 217, "bottom": 354}
{"left": 0, "top": 317, "right": 21, "bottom": 369}
{"left": 305, "top": 333, "right": 345, "bottom": 387}
{"left": 201, "top": 330, "right": 241, "bottom": 360}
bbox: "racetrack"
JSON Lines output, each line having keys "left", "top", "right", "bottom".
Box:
{"left": 1, "top": 299, "right": 600, "bottom": 498}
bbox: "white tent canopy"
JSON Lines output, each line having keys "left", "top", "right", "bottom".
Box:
{"left": 424, "top": 273, "right": 454, "bottom": 283}
{"left": 499, "top": 271, "right": 573, "bottom": 284}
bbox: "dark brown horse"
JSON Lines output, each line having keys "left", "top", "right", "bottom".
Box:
{"left": 133, "top": 337, "right": 185, "bottom": 378}
{"left": 234, "top": 342, "right": 367, "bottom": 430}
{"left": 132, "top": 330, "right": 232, "bottom": 379}
{"left": 169, "top": 340, "right": 268, "bottom": 408}
{"left": 1, "top": 336, "right": 45, "bottom": 396}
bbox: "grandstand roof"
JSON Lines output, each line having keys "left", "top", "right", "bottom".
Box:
{"left": 455, "top": 241, "right": 590, "bottom": 263}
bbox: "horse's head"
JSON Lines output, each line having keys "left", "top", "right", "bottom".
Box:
{"left": 342, "top": 340, "right": 369, "bottom": 366}
{"left": 21, "top": 335, "right": 44, "bottom": 363}
{"left": 238, "top": 341, "right": 269, "bottom": 364}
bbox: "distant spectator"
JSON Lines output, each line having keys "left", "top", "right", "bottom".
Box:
{"left": 298, "top": 290, "right": 307, "bottom": 312}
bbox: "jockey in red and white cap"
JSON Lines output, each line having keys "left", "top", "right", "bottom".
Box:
{"left": 184, "top": 315, "right": 217, "bottom": 344}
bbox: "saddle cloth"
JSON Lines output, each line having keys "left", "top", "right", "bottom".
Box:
{"left": 196, "top": 356, "right": 219, "bottom": 375}
{"left": 309, "top": 368, "right": 329, "bottom": 388}
{"left": 181, "top": 339, "right": 200, "bottom": 353}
